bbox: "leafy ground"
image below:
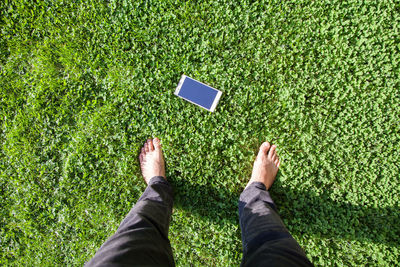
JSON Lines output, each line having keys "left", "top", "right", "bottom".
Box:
{"left": 1, "top": 0, "right": 399, "bottom": 265}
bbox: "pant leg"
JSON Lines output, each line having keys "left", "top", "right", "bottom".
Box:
{"left": 86, "top": 176, "right": 175, "bottom": 267}
{"left": 239, "top": 182, "right": 313, "bottom": 267}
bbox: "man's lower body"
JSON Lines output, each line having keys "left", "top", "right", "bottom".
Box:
{"left": 85, "top": 138, "right": 313, "bottom": 266}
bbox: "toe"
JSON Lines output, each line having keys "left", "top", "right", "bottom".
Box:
{"left": 153, "top": 137, "right": 161, "bottom": 150}
{"left": 148, "top": 139, "right": 154, "bottom": 151}
{"left": 139, "top": 153, "right": 144, "bottom": 163}
{"left": 268, "top": 145, "right": 276, "bottom": 158}
{"left": 274, "top": 158, "right": 279, "bottom": 166}
{"left": 259, "top": 142, "right": 271, "bottom": 155}
{"left": 144, "top": 141, "right": 150, "bottom": 152}
{"left": 141, "top": 147, "right": 146, "bottom": 154}
{"left": 277, "top": 161, "right": 281, "bottom": 168}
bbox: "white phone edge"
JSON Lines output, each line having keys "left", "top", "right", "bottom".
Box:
{"left": 174, "top": 74, "right": 187, "bottom": 95}
{"left": 209, "top": 90, "right": 222, "bottom": 112}
{"left": 175, "top": 74, "right": 223, "bottom": 112}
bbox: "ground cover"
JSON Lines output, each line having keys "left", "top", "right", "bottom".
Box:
{"left": 1, "top": 0, "right": 399, "bottom": 265}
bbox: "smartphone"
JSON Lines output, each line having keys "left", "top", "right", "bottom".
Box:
{"left": 174, "top": 75, "right": 222, "bottom": 112}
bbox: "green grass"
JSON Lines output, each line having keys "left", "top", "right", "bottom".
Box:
{"left": 1, "top": 0, "right": 399, "bottom": 265}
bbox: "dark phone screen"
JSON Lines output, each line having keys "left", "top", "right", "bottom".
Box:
{"left": 178, "top": 77, "right": 218, "bottom": 110}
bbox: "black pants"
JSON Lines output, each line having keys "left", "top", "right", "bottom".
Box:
{"left": 86, "top": 177, "right": 313, "bottom": 266}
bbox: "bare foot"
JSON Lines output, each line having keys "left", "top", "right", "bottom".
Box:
{"left": 245, "top": 142, "right": 280, "bottom": 190}
{"left": 139, "top": 137, "right": 166, "bottom": 184}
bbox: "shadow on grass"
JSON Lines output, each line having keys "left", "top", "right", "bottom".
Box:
{"left": 170, "top": 176, "right": 399, "bottom": 248}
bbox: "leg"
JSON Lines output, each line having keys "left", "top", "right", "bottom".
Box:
{"left": 239, "top": 142, "right": 313, "bottom": 267}
{"left": 86, "top": 138, "right": 175, "bottom": 266}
